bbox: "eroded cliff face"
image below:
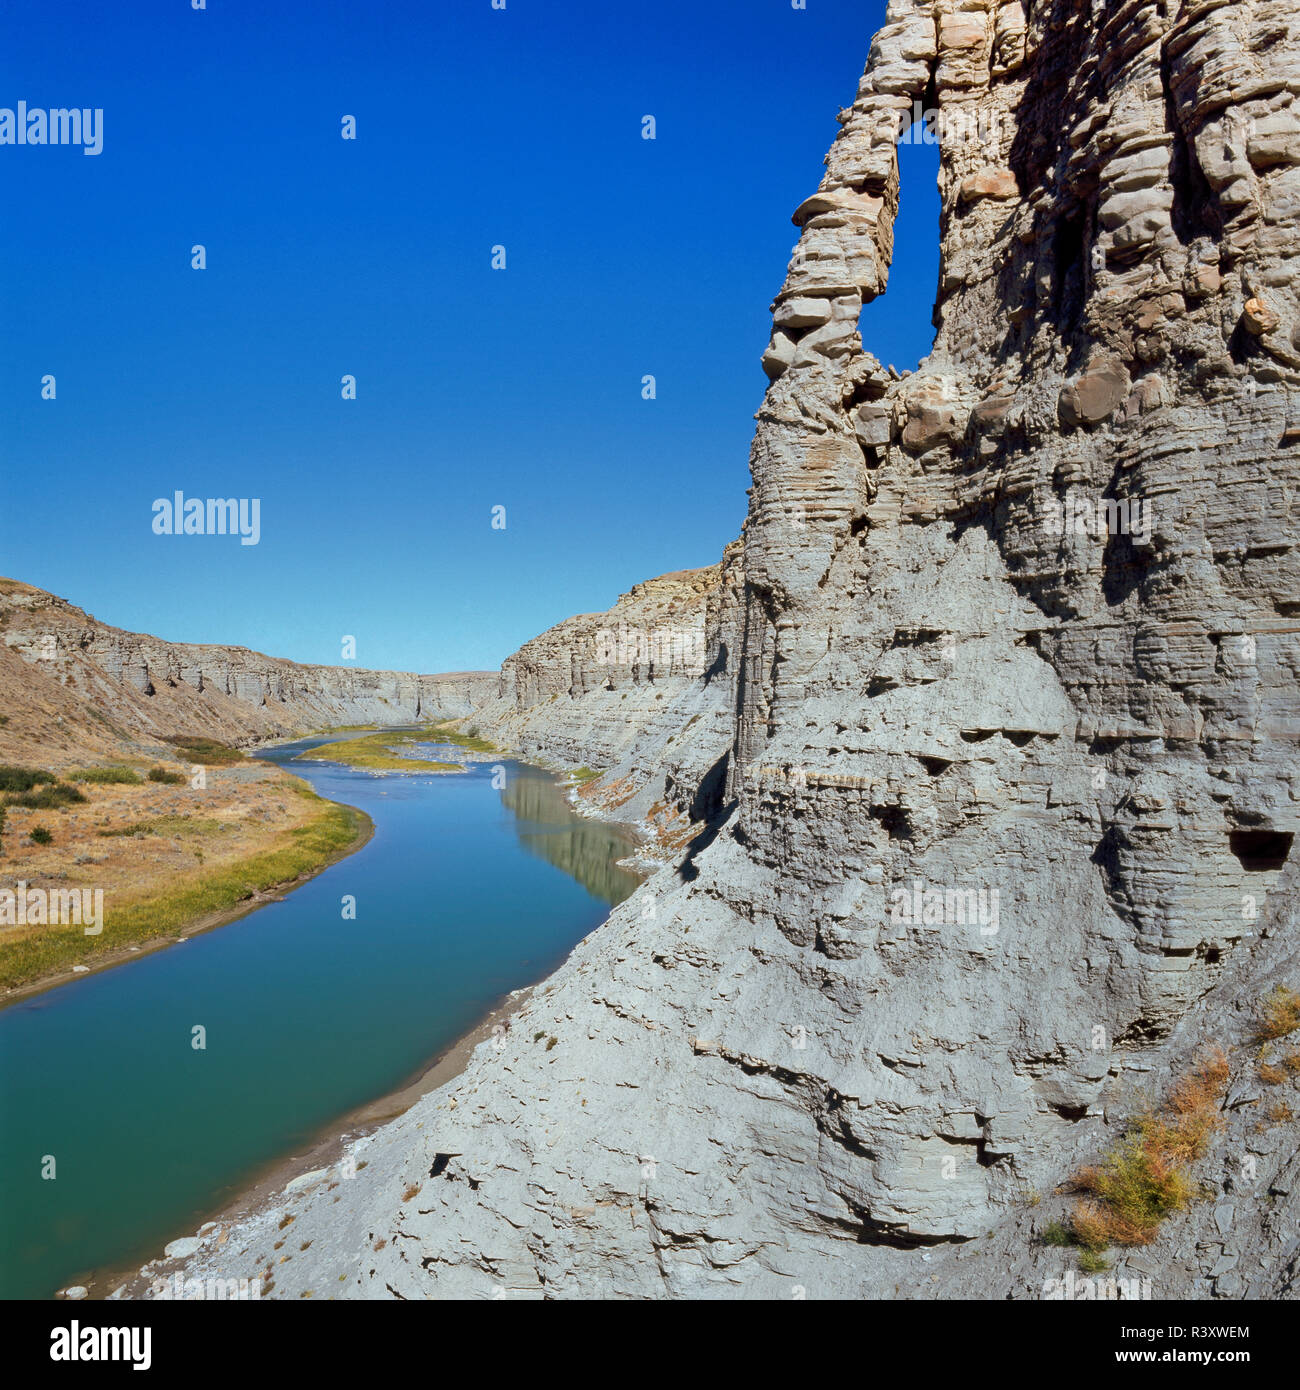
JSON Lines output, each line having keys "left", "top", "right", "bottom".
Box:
{"left": 151, "top": 0, "right": 1300, "bottom": 1299}
{"left": 471, "top": 545, "right": 745, "bottom": 837}
{"left": 720, "top": 0, "right": 1300, "bottom": 1242}
{"left": 0, "top": 580, "right": 494, "bottom": 764}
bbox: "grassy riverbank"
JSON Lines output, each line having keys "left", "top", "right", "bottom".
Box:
{"left": 292, "top": 722, "right": 497, "bottom": 773}
{"left": 0, "top": 765, "right": 371, "bottom": 994}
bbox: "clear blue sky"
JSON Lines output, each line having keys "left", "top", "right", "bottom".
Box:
{"left": 0, "top": 0, "right": 938, "bottom": 673}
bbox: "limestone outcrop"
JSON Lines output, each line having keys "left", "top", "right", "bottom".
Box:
{"left": 147, "top": 0, "right": 1300, "bottom": 1299}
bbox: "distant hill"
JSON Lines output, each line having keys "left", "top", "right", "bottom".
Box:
{"left": 0, "top": 577, "right": 495, "bottom": 769}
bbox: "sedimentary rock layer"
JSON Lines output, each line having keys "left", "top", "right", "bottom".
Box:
{"left": 471, "top": 544, "right": 744, "bottom": 830}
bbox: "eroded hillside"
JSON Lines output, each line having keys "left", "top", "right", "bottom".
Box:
{"left": 0, "top": 578, "right": 493, "bottom": 767}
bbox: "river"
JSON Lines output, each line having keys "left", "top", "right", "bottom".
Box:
{"left": 0, "top": 736, "right": 639, "bottom": 1299}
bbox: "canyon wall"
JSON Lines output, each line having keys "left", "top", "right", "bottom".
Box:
{"left": 471, "top": 543, "right": 745, "bottom": 837}
{"left": 708, "top": 0, "right": 1300, "bottom": 1247}
{"left": 156, "top": 0, "right": 1300, "bottom": 1299}
{"left": 0, "top": 579, "right": 494, "bottom": 766}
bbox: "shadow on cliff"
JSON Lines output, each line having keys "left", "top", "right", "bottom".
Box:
{"left": 994, "top": 0, "right": 1093, "bottom": 371}
{"left": 676, "top": 752, "right": 734, "bottom": 884}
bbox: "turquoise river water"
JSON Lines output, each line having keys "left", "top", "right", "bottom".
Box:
{"left": 0, "top": 736, "right": 639, "bottom": 1299}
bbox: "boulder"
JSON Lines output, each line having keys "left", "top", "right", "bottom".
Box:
{"left": 1243, "top": 296, "right": 1280, "bottom": 335}
{"left": 761, "top": 331, "right": 796, "bottom": 380}
{"left": 774, "top": 297, "right": 833, "bottom": 330}
{"left": 959, "top": 168, "right": 1019, "bottom": 203}
{"left": 1058, "top": 355, "right": 1131, "bottom": 426}
{"left": 900, "top": 379, "right": 965, "bottom": 452}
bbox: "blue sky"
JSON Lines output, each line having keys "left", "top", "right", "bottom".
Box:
{"left": 0, "top": 0, "right": 938, "bottom": 673}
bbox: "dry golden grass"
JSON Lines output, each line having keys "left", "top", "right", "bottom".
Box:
{"left": 1071, "top": 1201, "right": 1119, "bottom": 1251}
{"left": 1257, "top": 986, "right": 1300, "bottom": 1042}
{"left": 1070, "top": 1048, "right": 1228, "bottom": 1252}
{"left": 0, "top": 766, "right": 367, "bottom": 988}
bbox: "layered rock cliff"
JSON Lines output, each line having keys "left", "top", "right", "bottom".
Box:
{"left": 0, "top": 579, "right": 494, "bottom": 765}
{"left": 470, "top": 544, "right": 745, "bottom": 835}
{"left": 152, "top": 0, "right": 1300, "bottom": 1299}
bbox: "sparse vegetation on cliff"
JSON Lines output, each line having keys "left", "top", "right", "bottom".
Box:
{"left": 1067, "top": 1049, "right": 1229, "bottom": 1258}
{"left": 1256, "top": 986, "right": 1300, "bottom": 1043}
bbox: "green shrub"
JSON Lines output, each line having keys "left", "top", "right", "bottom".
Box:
{"left": 147, "top": 767, "right": 185, "bottom": 785}
{"left": 29, "top": 826, "right": 52, "bottom": 845}
{"left": 0, "top": 765, "right": 57, "bottom": 793}
{"left": 6, "top": 783, "right": 86, "bottom": 809}
{"left": 162, "top": 736, "right": 245, "bottom": 766}
{"left": 70, "top": 765, "right": 144, "bottom": 785}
